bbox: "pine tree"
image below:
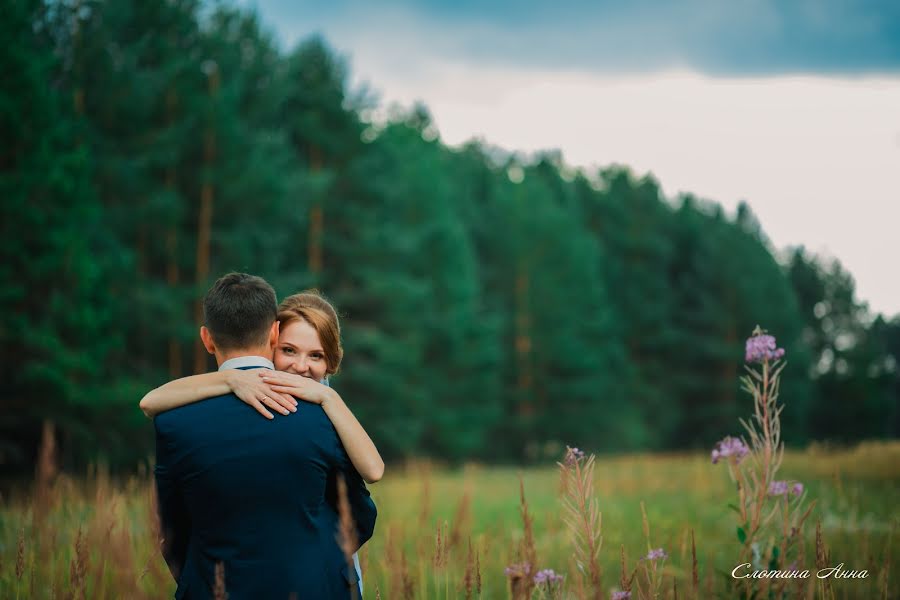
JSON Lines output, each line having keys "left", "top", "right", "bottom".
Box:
{"left": 787, "top": 247, "right": 890, "bottom": 441}
{"left": 0, "top": 0, "right": 123, "bottom": 470}
{"left": 577, "top": 167, "right": 678, "bottom": 448}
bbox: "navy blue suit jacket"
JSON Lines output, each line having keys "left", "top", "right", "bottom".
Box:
{"left": 153, "top": 367, "right": 377, "bottom": 599}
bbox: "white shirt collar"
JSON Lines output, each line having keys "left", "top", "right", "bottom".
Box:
{"left": 218, "top": 356, "right": 275, "bottom": 371}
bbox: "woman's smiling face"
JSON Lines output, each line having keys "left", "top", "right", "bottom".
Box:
{"left": 274, "top": 319, "right": 329, "bottom": 382}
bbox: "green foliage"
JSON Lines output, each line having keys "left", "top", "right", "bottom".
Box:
{"left": 2, "top": 0, "right": 896, "bottom": 472}
{"left": 786, "top": 248, "right": 897, "bottom": 442}
{"left": 0, "top": 0, "right": 128, "bottom": 469}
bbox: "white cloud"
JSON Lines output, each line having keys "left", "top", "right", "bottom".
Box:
{"left": 354, "top": 62, "right": 900, "bottom": 315}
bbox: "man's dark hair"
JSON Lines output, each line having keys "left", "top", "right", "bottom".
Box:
{"left": 203, "top": 273, "right": 277, "bottom": 351}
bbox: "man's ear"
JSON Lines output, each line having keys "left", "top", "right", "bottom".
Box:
{"left": 200, "top": 326, "right": 216, "bottom": 355}
{"left": 268, "top": 320, "right": 280, "bottom": 348}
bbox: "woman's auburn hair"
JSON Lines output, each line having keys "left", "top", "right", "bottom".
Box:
{"left": 276, "top": 290, "right": 343, "bottom": 376}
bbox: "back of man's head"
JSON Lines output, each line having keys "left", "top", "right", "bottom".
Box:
{"left": 203, "top": 273, "right": 277, "bottom": 352}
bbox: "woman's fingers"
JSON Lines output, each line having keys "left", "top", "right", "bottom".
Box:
{"left": 266, "top": 384, "right": 299, "bottom": 394}
{"left": 268, "top": 384, "right": 319, "bottom": 404}
{"left": 259, "top": 394, "right": 290, "bottom": 416}
{"left": 250, "top": 397, "right": 275, "bottom": 420}
{"left": 278, "top": 392, "right": 298, "bottom": 408}
{"left": 269, "top": 392, "right": 297, "bottom": 413}
{"left": 260, "top": 374, "right": 310, "bottom": 387}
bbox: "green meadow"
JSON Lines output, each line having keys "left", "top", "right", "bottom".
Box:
{"left": 2, "top": 442, "right": 896, "bottom": 599}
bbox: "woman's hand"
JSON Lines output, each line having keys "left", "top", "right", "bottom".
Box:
{"left": 257, "top": 371, "right": 333, "bottom": 406}
{"left": 224, "top": 370, "right": 298, "bottom": 419}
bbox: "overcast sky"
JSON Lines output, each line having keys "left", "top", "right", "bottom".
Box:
{"left": 241, "top": 0, "right": 900, "bottom": 317}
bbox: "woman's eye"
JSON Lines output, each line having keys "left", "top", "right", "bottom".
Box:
{"left": 282, "top": 347, "right": 294, "bottom": 354}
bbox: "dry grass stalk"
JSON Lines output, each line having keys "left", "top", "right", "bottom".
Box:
{"left": 519, "top": 475, "right": 537, "bottom": 568}
{"left": 385, "top": 525, "right": 404, "bottom": 597}
{"left": 418, "top": 463, "right": 432, "bottom": 528}
{"left": 432, "top": 519, "right": 448, "bottom": 569}
{"left": 384, "top": 524, "right": 399, "bottom": 566}
{"left": 16, "top": 526, "right": 25, "bottom": 581}
{"left": 359, "top": 545, "right": 368, "bottom": 585}
{"left": 140, "top": 478, "right": 169, "bottom": 588}
{"left": 690, "top": 529, "right": 699, "bottom": 599}
{"left": 814, "top": 520, "right": 834, "bottom": 600}
{"left": 463, "top": 537, "right": 475, "bottom": 600}
{"left": 640, "top": 500, "right": 650, "bottom": 544}
{"left": 475, "top": 542, "right": 481, "bottom": 596}
{"left": 448, "top": 491, "right": 471, "bottom": 549}
{"left": 878, "top": 523, "right": 893, "bottom": 600}
{"left": 814, "top": 520, "right": 827, "bottom": 569}
{"left": 34, "top": 420, "right": 60, "bottom": 567}
{"left": 515, "top": 474, "right": 538, "bottom": 598}
{"left": 400, "top": 551, "right": 415, "bottom": 600}
{"left": 616, "top": 543, "right": 637, "bottom": 600}
{"left": 85, "top": 486, "right": 118, "bottom": 593}
{"left": 69, "top": 526, "right": 88, "bottom": 600}
{"left": 147, "top": 478, "right": 162, "bottom": 547}
{"left": 107, "top": 516, "right": 143, "bottom": 596}
{"left": 336, "top": 474, "right": 359, "bottom": 600}
{"left": 35, "top": 420, "right": 58, "bottom": 517}
{"left": 213, "top": 561, "right": 226, "bottom": 600}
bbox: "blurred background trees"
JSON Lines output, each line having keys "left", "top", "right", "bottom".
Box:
{"left": 2, "top": 0, "right": 897, "bottom": 477}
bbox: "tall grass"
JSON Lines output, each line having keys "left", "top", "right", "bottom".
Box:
{"left": 1, "top": 443, "right": 896, "bottom": 599}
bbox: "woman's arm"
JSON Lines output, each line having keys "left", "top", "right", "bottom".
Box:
{"left": 139, "top": 370, "right": 297, "bottom": 419}
{"left": 262, "top": 373, "right": 385, "bottom": 483}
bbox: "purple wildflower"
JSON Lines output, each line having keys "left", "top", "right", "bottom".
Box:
{"left": 745, "top": 332, "right": 786, "bottom": 364}
{"left": 533, "top": 569, "right": 564, "bottom": 585}
{"left": 611, "top": 592, "right": 632, "bottom": 600}
{"left": 768, "top": 480, "right": 789, "bottom": 496}
{"left": 711, "top": 436, "right": 750, "bottom": 465}
{"left": 645, "top": 548, "right": 667, "bottom": 561}
{"left": 504, "top": 563, "right": 530, "bottom": 578}
{"left": 769, "top": 480, "right": 804, "bottom": 498}
{"left": 563, "top": 446, "right": 586, "bottom": 466}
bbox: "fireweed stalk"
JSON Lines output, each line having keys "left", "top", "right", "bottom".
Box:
{"left": 557, "top": 446, "right": 603, "bottom": 599}
{"left": 713, "top": 326, "right": 817, "bottom": 599}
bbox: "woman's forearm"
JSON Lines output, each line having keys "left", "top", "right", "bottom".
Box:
{"left": 139, "top": 371, "right": 233, "bottom": 417}
{"left": 321, "top": 389, "right": 385, "bottom": 483}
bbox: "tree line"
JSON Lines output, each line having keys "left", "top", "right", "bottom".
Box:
{"left": 2, "top": 0, "right": 898, "bottom": 475}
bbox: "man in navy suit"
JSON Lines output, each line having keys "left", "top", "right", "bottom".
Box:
{"left": 154, "top": 273, "right": 376, "bottom": 599}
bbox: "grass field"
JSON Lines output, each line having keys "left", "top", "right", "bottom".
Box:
{"left": 1, "top": 442, "right": 897, "bottom": 599}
